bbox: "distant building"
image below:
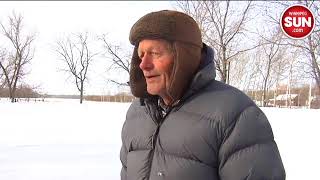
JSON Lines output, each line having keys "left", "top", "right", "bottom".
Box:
{"left": 310, "top": 96, "right": 320, "bottom": 109}
{"left": 268, "top": 94, "right": 299, "bottom": 107}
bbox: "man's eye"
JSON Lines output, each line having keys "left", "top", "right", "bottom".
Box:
{"left": 150, "top": 52, "right": 160, "bottom": 56}
{"left": 138, "top": 52, "right": 144, "bottom": 59}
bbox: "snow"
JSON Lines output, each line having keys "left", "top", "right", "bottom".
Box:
{"left": 261, "top": 107, "right": 320, "bottom": 180}
{"left": 0, "top": 99, "right": 130, "bottom": 180}
{"left": 0, "top": 98, "right": 319, "bottom": 179}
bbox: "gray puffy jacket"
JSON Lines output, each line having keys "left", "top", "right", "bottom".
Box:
{"left": 120, "top": 45, "right": 285, "bottom": 180}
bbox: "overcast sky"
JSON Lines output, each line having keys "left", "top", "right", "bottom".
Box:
{"left": 0, "top": 1, "right": 176, "bottom": 95}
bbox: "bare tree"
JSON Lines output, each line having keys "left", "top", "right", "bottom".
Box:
{"left": 176, "top": 0, "right": 258, "bottom": 84}
{"left": 0, "top": 50, "right": 6, "bottom": 88}
{"left": 228, "top": 52, "right": 255, "bottom": 91}
{"left": 0, "top": 12, "right": 35, "bottom": 103}
{"left": 99, "top": 34, "right": 130, "bottom": 87}
{"left": 256, "top": 27, "right": 289, "bottom": 107}
{"left": 289, "top": 1, "right": 320, "bottom": 94}
{"left": 306, "top": 0, "right": 320, "bottom": 92}
{"left": 55, "top": 32, "right": 96, "bottom": 104}
{"left": 264, "top": 1, "right": 320, "bottom": 93}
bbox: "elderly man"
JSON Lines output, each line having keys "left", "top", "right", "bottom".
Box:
{"left": 120, "top": 10, "right": 285, "bottom": 180}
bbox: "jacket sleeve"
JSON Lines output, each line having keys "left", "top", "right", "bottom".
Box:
{"left": 120, "top": 116, "right": 128, "bottom": 180}
{"left": 218, "top": 105, "right": 285, "bottom": 180}
{"left": 120, "top": 144, "right": 127, "bottom": 180}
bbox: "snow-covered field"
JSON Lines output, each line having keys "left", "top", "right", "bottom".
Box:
{"left": 0, "top": 98, "right": 319, "bottom": 180}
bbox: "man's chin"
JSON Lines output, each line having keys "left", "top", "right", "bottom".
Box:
{"left": 146, "top": 90, "right": 158, "bottom": 96}
{"left": 146, "top": 86, "right": 160, "bottom": 96}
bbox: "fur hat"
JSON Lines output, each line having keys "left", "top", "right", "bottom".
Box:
{"left": 129, "top": 10, "right": 203, "bottom": 102}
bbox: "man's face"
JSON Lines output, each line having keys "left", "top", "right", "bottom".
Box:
{"left": 138, "top": 39, "right": 174, "bottom": 97}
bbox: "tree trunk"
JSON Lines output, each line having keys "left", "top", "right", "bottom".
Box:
{"left": 308, "top": 36, "right": 320, "bottom": 94}
{"left": 80, "top": 81, "right": 84, "bottom": 104}
{"left": 227, "top": 61, "right": 231, "bottom": 84}
{"left": 11, "top": 79, "right": 18, "bottom": 103}
{"left": 9, "top": 89, "right": 14, "bottom": 103}
{"left": 288, "top": 63, "right": 292, "bottom": 108}
{"left": 222, "top": 46, "right": 227, "bottom": 83}
{"left": 262, "top": 79, "right": 267, "bottom": 107}
{"left": 273, "top": 89, "right": 276, "bottom": 107}
{"left": 263, "top": 59, "right": 271, "bottom": 107}
{"left": 309, "top": 79, "right": 312, "bottom": 108}
{"left": 11, "top": 56, "right": 22, "bottom": 103}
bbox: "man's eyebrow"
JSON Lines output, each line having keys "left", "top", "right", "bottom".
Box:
{"left": 138, "top": 46, "right": 160, "bottom": 52}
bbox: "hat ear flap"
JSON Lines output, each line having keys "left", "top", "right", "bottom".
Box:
{"left": 167, "top": 42, "right": 201, "bottom": 101}
{"left": 129, "top": 46, "right": 148, "bottom": 98}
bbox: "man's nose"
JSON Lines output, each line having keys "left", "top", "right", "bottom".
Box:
{"left": 139, "top": 55, "right": 153, "bottom": 71}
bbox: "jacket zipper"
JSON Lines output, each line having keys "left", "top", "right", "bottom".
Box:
{"left": 147, "top": 107, "right": 172, "bottom": 179}
{"left": 147, "top": 116, "right": 163, "bottom": 179}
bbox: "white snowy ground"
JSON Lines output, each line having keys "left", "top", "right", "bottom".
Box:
{"left": 0, "top": 98, "right": 319, "bottom": 180}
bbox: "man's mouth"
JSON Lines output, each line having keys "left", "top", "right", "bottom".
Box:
{"left": 145, "top": 75, "right": 160, "bottom": 81}
{"left": 146, "top": 75, "right": 158, "bottom": 78}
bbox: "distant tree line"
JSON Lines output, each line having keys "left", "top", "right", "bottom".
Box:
{"left": 0, "top": 85, "right": 40, "bottom": 99}
{"left": 85, "top": 92, "right": 135, "bottom": 103}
